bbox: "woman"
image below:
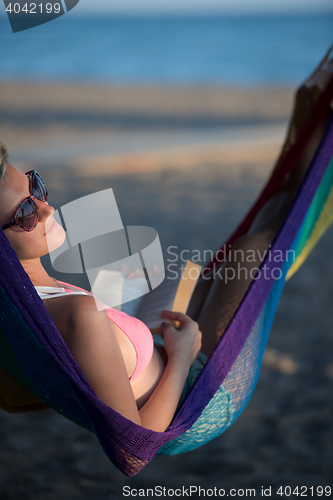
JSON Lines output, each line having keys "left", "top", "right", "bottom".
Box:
{"left": 0, "top": 136, "right": 315, "bottom": 433}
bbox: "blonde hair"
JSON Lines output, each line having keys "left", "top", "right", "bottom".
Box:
{"left": 0, "top": 141, "right": 9, "bottom": 181}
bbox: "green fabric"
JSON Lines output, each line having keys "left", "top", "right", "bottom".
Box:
{"left": 293, "top": 157, "right": 333, "bottom": 260}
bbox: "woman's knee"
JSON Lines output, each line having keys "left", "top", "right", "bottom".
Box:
{"left": 229, "top": 229, "right": 273, "bottom": 262}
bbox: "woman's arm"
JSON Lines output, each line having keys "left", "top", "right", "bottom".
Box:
{"left": 139, "top": 310, "right": 202, "bottom": 431}
{"left": 57, "top": 296, "right": 201, "bottom": 432}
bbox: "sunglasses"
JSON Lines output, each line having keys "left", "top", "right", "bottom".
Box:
{"left": 2, "top": 170, "right": 48, "bottom": 232}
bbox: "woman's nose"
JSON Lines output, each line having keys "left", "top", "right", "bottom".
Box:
{"left": 37, "top": 199, "right": 55, "bottom": 219}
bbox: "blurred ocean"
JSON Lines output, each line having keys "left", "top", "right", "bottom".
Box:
{"left": 1, "top": 13, "right": 333, "bottom": 86}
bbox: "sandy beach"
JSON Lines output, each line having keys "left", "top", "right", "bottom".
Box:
{"left": 0, "top": 82, "right": 332, "bottom": 499}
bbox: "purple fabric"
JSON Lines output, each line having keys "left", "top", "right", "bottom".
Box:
{"left": 1, "top": 117, "right": 333, "bottom": 475}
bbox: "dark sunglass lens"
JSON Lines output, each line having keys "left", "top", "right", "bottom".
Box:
{"left": 31, "top": 172, "right": 48, "bottom": 201}
{"left": 17, "top": 199, "right": 38, "bottom": 230}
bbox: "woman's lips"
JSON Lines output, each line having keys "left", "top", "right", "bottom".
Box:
{"left": 45, "top": 217, "right": 59, "bottom": 235}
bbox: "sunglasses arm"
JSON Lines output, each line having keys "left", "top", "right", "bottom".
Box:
{"left": 1, "top": 221, "right": 17, "bottom": 231}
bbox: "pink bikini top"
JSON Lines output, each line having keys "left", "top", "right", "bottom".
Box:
{"left": 35, "top": 280, "right": 154, "bottom": 381}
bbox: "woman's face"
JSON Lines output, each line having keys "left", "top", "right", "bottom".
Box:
{"left": 0, "top": 163, "right": 66, "bottom": 260}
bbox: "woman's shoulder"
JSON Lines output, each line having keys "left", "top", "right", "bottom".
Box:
{"left": 42, "top": 292, "right": 108, "bottom": 344}
{"left": 42, "top": 290, "right": 104, "bottom": 314}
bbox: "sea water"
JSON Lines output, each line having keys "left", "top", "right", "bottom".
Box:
{"left": 0, "top": 13, "right": 332, "bottom": 86}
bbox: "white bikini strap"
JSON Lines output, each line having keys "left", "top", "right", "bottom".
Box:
{"left": 35, "top": 286, "right": 89, "bottom": 300}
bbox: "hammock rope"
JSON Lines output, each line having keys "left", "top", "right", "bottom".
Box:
{"left": 0, "top": 48, "right": 333, "bottom": 476}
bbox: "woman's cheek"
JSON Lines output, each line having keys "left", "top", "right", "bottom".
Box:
{"left": 8, "top": 232, "right": 40, "bottom": 260}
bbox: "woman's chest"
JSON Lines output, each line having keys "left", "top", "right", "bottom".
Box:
{"left": 111, "top": 321, "right": 137, "bottom": 379}
{"left": 42, "top": 294, "right": 138, "bottom": 379}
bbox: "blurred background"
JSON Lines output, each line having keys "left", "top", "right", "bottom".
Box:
{"left": 0, "top": 1, "right": 333, "bottom": 498}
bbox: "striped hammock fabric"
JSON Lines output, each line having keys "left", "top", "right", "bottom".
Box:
{"left": 0, "top": 47, "right": 333, "bottom": 476}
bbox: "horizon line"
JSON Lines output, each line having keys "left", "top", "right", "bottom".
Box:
{"left": 68, "top": 9, "right": 333, "bottom": 15}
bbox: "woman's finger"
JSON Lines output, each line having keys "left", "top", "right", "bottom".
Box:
{"left": 126, "top": 269, "right": 145, "bottom": 279}
{"left": 160, "top": 321, "right": 177, "bottom": 333}
{"left": 152, "top": 265, "right": 161, "bottom": 276}
{"left": 161, "top": 310, "right": 193, "bottom": 327}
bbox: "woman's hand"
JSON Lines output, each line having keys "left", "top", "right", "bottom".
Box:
{"left": 138, "top": 310, "right": 202, "bottom": 430}
{"left": 160, "top": 310, "right": 202, "bottom": 368}
{"left": 118, "top": 264, "right": 161, "bottom": 280}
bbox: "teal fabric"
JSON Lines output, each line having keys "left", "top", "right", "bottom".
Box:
{"left": 153, "top": 335, "right": 235, "bottom": 454}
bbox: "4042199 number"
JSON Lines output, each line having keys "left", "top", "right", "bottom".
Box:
{"left": 5, "top": 3, "right": 61, "bottom": 14}
{"left": 276, "top": 486, "right": 332, "bottom": 497}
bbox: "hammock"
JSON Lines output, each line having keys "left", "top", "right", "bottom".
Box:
{"left": 1, "top": 47, "right": 333, "bottom": 477}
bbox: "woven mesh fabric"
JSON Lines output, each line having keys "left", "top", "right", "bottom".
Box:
{"left": 1, "top": 116, "right": 333, "bottom": 475}
{"left": 0, "top": 366, "right": 49, "bottom": 413}
{"left": 287, "top": 157, "right": 333, "bottom": 279}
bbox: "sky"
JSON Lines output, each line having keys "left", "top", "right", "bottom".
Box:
{"left": 73, "top": 0, "right": 333, "bottom": 13}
